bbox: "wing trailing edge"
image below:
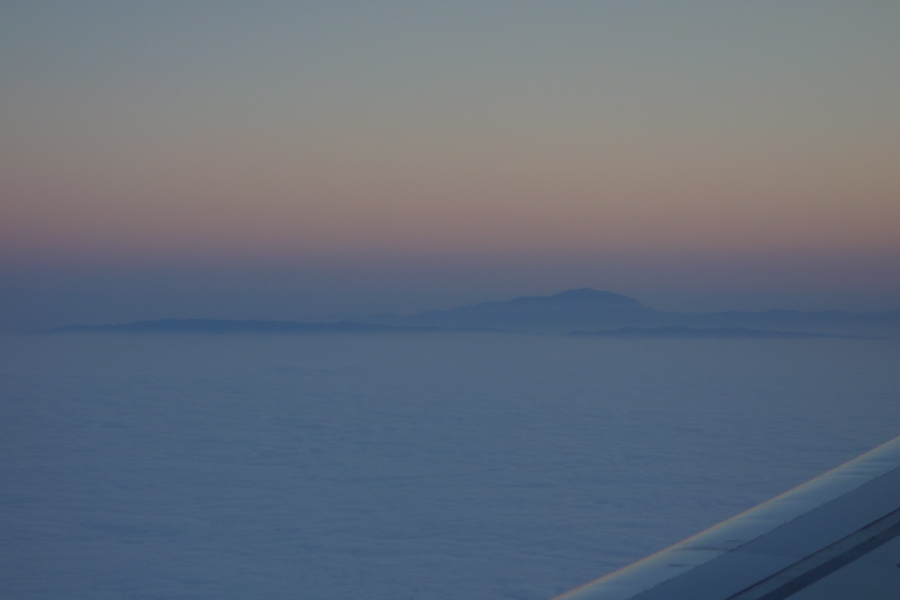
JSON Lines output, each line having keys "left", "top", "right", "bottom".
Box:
{"left": 553, "top": 435, "right": 900, "bottom": 600}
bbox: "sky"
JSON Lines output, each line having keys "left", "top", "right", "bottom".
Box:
{"left": 2, "top": 1, "right": 899, "bottom": 331}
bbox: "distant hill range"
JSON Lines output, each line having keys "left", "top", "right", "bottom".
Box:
{"left": 51, "top": 319, "right": 498, "bottom": 335}
{"left": 363, "top": 288, "right": 898, "bottom": 337}
{"left": 366, "top": 288, "right": 660, "bottom": 332}
{"left": 568, "top": 326, "right": 867, "bottom": 340}
{"left": 50, "top": 288, "right": 900, "bottom": 337}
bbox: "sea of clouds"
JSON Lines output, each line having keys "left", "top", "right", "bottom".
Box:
{"left": 2, "top": 332, "right": 898, "bottom": 599}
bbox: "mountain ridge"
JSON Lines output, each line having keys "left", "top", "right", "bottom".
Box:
{"left": 46, "top": 288, "right": 900, "bottom": 337}
{"left": 567, "top": 325, "right": 870, "bottom": 340}
{"left": 50, "top": 319, "right": 505, "bottom": 335}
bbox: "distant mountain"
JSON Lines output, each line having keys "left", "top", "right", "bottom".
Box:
{"left": 568, "top": 326, "right": 867, "bottom": 339}
{"left": 502, "top": 288, "right": 642, "bottom": 306}
{"left": 364, "top": 288, "right": 665, "bottom": 333}
{"left": 667, "top": 309, "right": 900, "bottom": 338}
{"left": 50, "top": 319, "right": 502, "bottom": 335}
{"left": 364, "top": 289, "right": 900, "bottom": 336}
{"left": 47, "top": 289, "right": 900, "bottom": 337}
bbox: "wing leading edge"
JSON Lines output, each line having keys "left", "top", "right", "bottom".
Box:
{"left": 552, "top": 435, "right": 900, "bottom": 600}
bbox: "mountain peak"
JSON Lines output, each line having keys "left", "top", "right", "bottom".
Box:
{"left": 546, "top": 288, "right": 641, "bottom": 305}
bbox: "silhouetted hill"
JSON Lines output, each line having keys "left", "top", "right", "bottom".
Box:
{"left": 672, "top": 309, "right": 900, "bottom": 337}
{"left": 365, "top": 289, "right": 900, "bottom": 336}
{"left": 365, "top": 288, "right": 665, "bottom": 333}
{"left": 50, "top": 319, "right": 503, "bottom": 335}
{"left": 568, "top": 326, "right": 867, "bottom": 339}
{"left": 506, "top": 288, "right": 641, "bottom": 306}
{"left": 47, "top": 290, "right": 900, "bottom": 337}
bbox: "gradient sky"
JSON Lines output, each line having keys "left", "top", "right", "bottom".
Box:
{"left": 2, "top": 2, "right": 899, "bottom": 330}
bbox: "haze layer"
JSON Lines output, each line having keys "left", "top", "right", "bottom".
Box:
{"left": 2, "top": 2, "right": 899, "bottom": 329}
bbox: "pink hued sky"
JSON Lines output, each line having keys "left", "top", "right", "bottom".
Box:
{"left": 2, "top": 3, "right": 899, "bottom": 331}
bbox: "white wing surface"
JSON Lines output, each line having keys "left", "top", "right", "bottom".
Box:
{"left": 553, "top": 436, "right": 900, "bottom": 600}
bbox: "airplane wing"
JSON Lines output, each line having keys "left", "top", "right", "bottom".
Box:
{"left": 552, "top": 435, "right": 900, "bottom": 600}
